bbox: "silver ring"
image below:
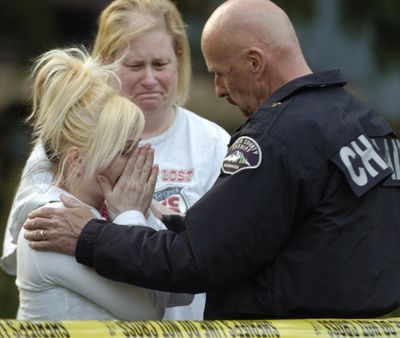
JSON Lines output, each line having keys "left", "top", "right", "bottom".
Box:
{"left": 40, "top": 229, "right": 46, "bottom": 241}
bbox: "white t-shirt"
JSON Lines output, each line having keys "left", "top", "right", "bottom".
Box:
{"left": 2, "top": 106, "right": 230, "bottom": 320}
{"left": 16, "top": 186, "right": 174, "bottom": 320}
{"left": 145, "top": 107, "right": 230, "bottom": 320}
{"left": 149, "top": 106, "right": 229, "bottom": 213}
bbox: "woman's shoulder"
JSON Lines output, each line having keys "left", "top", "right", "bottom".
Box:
{"left": 34, "top": 186, "right": 64, "bottom": 208}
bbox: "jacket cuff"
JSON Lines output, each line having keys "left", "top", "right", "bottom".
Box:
{"left": 76, "top": 219, "right": 106, "bottom": 267}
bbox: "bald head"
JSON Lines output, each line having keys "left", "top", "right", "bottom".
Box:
{"left": 202, "top": 0, "right": 310, "bottom": 87}
{"left": 201, "top": 0, "right": 311, "bottom": 115}
{"left": 203, "top": 0, "right": 301, "bottom": 59}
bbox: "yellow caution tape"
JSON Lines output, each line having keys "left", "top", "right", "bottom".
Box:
{"left": 0, "top": 318, "right": 400, "bottom": 337}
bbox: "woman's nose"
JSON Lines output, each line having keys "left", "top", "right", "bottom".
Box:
{"left": 142, "top": 67, "right": 158, "bottom": 87}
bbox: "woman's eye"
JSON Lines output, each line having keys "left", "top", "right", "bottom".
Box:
{"left": 125, "top": 64, "right": 141, "bottom": 71}
{"left": 154, "top": 62, "right": 169, "bottom": 70}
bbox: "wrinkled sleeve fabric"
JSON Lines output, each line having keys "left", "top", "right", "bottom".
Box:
{"left": 76, "top": 137, "right": 299, "bottom": 293}
{"left": 19, "top": 233, "right": 165, "bottom": 320}
{"left": 77, "top": 222, "right": 204, "bottom": 292}
{"left": 111, "top": 210, "right": 194, "bottom": 306}
{"left": 1, "top": 143, "right": 52, "bottom": 275}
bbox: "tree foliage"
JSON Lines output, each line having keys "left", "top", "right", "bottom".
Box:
{"left": 338, "top": 0, "right": 400, "bottom": 73}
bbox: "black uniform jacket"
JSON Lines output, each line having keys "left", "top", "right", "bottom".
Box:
{"left": 77, "top": 70, "right": 400, "bottom": 319}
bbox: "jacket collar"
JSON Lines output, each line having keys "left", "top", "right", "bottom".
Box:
{"left": 231, "top": 70, "right": 348, "bottom": 136}
{"left": 265, "top": 69, "right": 347, "bottom": 108}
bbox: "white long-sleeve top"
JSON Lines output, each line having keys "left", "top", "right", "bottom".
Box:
{"left": 16, "top": 186, "right": 189, "bottom": 320}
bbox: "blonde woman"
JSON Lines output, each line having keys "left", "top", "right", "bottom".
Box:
{"left": 15, "top": 47, "right": 190, "bottom": 320}
{"left": 3, "top": 0, "right": 229, "bottom": 320}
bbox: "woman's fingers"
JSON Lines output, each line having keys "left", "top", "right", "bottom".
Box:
{"left": 118, "top": 146, "right": 140, "bottom": 187}
{"left": 102, "top": 144, "right": 157, "bottom": 216}
{"left": 146, "top": 164, "right": 159, "bottom": 195}
{"left": 139, "top": 147, "right": 155, "bottom": 185}
{"left": 131, "top": 145, "right": 150, "bottom": 184}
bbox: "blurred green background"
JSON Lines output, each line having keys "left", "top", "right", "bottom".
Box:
{"left": 1, "top": 0, "right": 400, "bottom": 318}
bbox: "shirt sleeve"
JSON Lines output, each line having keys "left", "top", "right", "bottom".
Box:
{"left": 114, "top": 210, "right": 147, "bottom": 226}
{"left": 2, "top": 143, "right": 52, "bottom": 275}
{"left": 166, "top": 292, "right": 194, "bottom": 307}
{"left": 76, "top": 137, "right": 299, "bottom": 293}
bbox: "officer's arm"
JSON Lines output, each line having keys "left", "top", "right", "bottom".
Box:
{"left": 76, "top": 221, "right": 205, "bottom": 293}
{"left": 76, "top": 139, "right": 299, "bottom": 293}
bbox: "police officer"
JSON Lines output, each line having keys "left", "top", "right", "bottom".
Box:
{"left": 25, "top": 0, "right": 400, "bottom": 319}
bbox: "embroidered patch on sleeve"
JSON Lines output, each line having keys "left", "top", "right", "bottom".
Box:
{"left": 331, "top": 134, "right": 393, "bottom": 196}
{"left": 222, "top": 136, "right": 262, "bottom": 175}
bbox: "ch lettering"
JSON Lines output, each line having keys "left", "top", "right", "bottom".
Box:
{"left": 340, "top": 135, "right": 388, "bottom": 186}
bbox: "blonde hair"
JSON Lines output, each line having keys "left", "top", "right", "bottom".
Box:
{"left": 92, "top": 0, "right": 191, "bottom": 105}
{"left": 29, "top": 47, "right": 144, "bottom": 187}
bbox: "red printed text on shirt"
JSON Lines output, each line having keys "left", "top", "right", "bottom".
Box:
{"left": 160, "top": 169, "right": 194, "bottom": 182}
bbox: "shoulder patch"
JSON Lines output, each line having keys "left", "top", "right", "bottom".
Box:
{"left": 222, "top": 136, "right": 262, "bottom": 175}
{"left": 331, "top": 134, "right": 393, "bottom": 196}
{"left": 371, "top": 136, "right": 400, "bottom": 187}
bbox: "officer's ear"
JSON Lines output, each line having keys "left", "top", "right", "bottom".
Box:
{"left": 245, "top": 47, "right": 265, "bottom": 75}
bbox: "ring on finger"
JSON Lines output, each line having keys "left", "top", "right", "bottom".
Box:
{"left": 40, "top": 229, "right": 46, "bottom": 241}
